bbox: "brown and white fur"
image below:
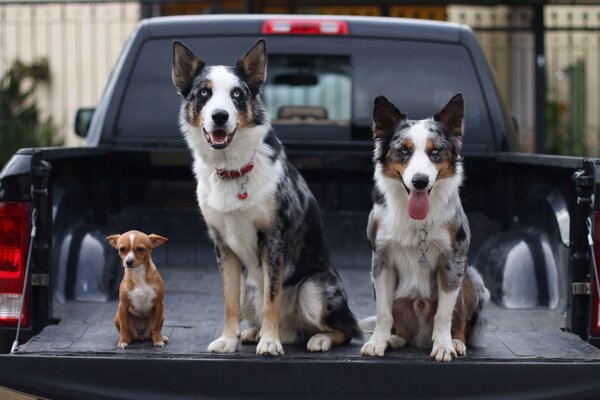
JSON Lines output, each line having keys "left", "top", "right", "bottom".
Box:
{"left": 171, "top": 40, "right": 360, "bottom": 355}
{"left": 360, "top": 94, "right": 489, "bottom": 362}
{"left": 107, "top": 230, "right": 169, "bottom": 349}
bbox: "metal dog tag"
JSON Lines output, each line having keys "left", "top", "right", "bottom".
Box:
{"left": 418, "top": 254, "right": 430, "bottom": 269}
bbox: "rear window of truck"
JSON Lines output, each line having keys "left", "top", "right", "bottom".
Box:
{"left": 115, "top": 36, "right": 491, "bottom": 148}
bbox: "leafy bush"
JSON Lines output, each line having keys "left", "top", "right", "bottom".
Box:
{"left": 0, "top": 58, "right": 63, "bottom": 168}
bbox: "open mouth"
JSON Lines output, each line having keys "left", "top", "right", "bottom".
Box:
{"left": 203, "top": 127, "right": 237, "bottom": 150}
{"left": 402, "top": 183, "right": 432, "bottom": 221}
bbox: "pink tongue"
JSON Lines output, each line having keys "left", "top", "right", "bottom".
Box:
{"left": 210, "top": 131, "right": 227, "bottom": 144}
{"left": 407, "top": 190, "right": 429, "bottom": 220}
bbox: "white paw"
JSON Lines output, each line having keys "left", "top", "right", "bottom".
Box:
{"left": 387, "top": 335, "right": 407, "bottom": 349}
{"left": 360, "top": 334, "right": 389, "bottom": 357}
{"left": 207, "top": 336, "right": 238, "bottom": 353}
{"left": 161, "top": 335, "right": 169, "bottom": 343}
{"left": 117, "top": 340, "right": 129, "bottom": 349}
{"left": 256, "top": 337, "right": 284, "bottom": 355}
{"left": 452, "top": 339, "right": 467, "bottom": 356}
{"left": 154, "top": 340, "right": 165, "bottom": 348}
{"left": 240, "top": 327, "right": 260, "bottom": 344}
{"left": 430, "top": 338, "right": 457, "bottom": 362}
{"left": 307, "top": 333, "right": 333, "bottom": 352}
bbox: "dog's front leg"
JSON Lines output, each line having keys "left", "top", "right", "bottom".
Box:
{"left": 151, "top": 300, "right": 167, "bottom": 348}
{"left": 207, "top": 246, "right": 241, "bottom": 353}
{"left": 431, "top": 254, "right": 466, "bottom": 362}
{"left": 361, "top": 252, "right": 396, "bottom": 356}
{"left": 256, "top": 241, "right": 284, "bottom": 355}
{"left": 116, "top": 303, "right": 132, "bottom": 349}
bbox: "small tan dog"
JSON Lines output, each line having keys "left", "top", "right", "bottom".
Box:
{"left": 106, "top": 230, "right": 168, "bottom": 349}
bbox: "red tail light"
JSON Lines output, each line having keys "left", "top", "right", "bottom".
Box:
{"left": 592, "top": 211, "right": 600, "bottom": 337}
{"left": 0, "top": 202, "right": 30, "bottom": 327}
{"left": 262, "top": 19, "right": 348, "bottom": 35}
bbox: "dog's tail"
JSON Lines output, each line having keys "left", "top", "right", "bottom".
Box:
{"left": 466, "top": 266, "right": 490, "bottom": 348}
{"left": 325, "top": 304, "right": 363, "bottom": 342}
{"left": 358, "top": 315, "right": 377, "bottom": 335}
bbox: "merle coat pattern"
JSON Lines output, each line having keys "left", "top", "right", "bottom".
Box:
{"left": 361, "top": 94, "right": 489, "bottom": 362}
{"left": 172, "top": 39, "right": 360, "bottom": 355}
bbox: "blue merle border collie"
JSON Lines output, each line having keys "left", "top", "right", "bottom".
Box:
{"left": 171, "top": 39, "right": 360, "bottom": 355}
{"left": 360, "top": 94, "right": 489, "bottom": 362}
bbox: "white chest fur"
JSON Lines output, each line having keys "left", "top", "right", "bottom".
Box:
{"left": 127, "top": 267, "right": 156, "bottom": 316}
{"left": 374, "top": 171, "right": 461, "bottom": 299}
{"left": 192, "top": 142, "right": 280, "bottom": 275}
{"left": 203, "top": 205, "right": 266, "bottom": 273}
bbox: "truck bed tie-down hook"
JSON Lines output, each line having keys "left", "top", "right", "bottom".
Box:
{"left": 586, "top": 217, "right": 600, "bottom": 300}
{"left": 10, "top": 208, "right": 38, "bottom": 354}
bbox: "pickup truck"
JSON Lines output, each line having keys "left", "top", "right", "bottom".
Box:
{"left": 1, "top": 14, "right": 599, "bottom": 399}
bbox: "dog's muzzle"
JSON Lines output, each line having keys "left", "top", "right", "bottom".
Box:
{"left": 203, "top": 126, "right": 237, "bottom": 150}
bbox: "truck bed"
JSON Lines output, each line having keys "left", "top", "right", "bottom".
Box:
{"left": 13, "top": 266, "right": 600, "bottom": 361}
{"left": 3, "top": 266, "right": 600, "bottom": 399}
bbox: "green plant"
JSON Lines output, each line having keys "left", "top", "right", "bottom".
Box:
{"left": 0, "top": 58, "right": 63, "bottom": 168}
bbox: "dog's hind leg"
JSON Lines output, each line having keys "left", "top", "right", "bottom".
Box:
{"left": 240, "top": 327, "right": 260, "bottom": 344}
{"left": 303, "top": 271, "right": 360, "bottom": 352}
{"left": 240, "top": 271, "right": 260, "bottom": 344}
{"left": 207, "top": 244, "right": 242, "bottom": 353}
{"left": 450, "top": 299, "right": 468, "bottom": 356}
{"left": 307, "top": 330, "right": 346, "bottom": 352}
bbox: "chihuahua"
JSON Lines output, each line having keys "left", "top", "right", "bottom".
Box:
{"left": 106, "top": 230, "right": 168, "bottom": 349}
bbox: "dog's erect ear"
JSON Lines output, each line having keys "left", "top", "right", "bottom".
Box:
{"left": 434, "top": 93, "right": 464, "bottom": 137}
{"left": 148, "top": 234, "right": 168, "bottom": 249}
{"left": 372, "top": 96, "right": 406, "bottom": 140}
{"left": 172, "top": 41, "right": 205, "bottom": 97}
{"left": 106, "top": 235, "right": 120, "bottom": 249}
{"left": 236, "top": 39, "right": 267, "bottom": 96}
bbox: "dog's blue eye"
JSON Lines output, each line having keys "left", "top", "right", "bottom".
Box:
{"left": 200, "top": 89, "right": 209, "bottom": 97}
{"left": 232, "top": 89, "right": 241, "bottom": 98}
{"left": 431, "top": 149, "right": 440, "bottom": 156}
{"left": 400, "top": 146, "right": 410, "bottom": 155}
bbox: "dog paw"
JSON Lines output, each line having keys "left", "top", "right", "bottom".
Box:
{"left": 430, "top": 338, "right": 457, "bottom": 362}
{"left": 452, "top": 339, "right": 467, "bottom": 356}
{"left": 256, "top": 337, "right": 284, "bottom": 355}
{"left": 240, "top": 327, "right": 260, "bottom": 344}
{"left": 117, "top": 340, "right": 129, "bottom": 349}
{"left": 387, "top": 335, "right": 407, "bottom": 349}
{"left": 153, "top": 334, "right": 168, "bottom": 348}
{"left": 307, "top": 333, "right": 333, "bottom": 352}
{"left": 360, "top": 335, "right": 389, "bottom": 357}
{"left": 207, "top": 336, "right": 238, "bottom": 353}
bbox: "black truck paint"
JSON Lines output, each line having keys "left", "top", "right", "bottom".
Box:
{"left": 0, "top": 15, "right": 599, "bottom": 399}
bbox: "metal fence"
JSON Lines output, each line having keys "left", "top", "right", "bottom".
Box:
{"left": 0, "top": 1, "right": 598, "bottom": 156}
{"left": 452, "top": 5, "right": 600, "bottom": 156}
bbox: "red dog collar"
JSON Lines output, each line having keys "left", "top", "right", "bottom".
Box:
{"left": 216, "top": 162, "right": 254, "bottom": 179}
{"left": 216, "top": 151, "right": 257, "bottom": 180}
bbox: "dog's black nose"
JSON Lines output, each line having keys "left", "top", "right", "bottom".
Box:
{"left": 412, "top": 174, "right": 429, "bottom": 190}
{"left": 125, "top": 259, "right": 134, "bottom": 267}
{"left": 212, "top": 109, "right": 229, "bottom": 126}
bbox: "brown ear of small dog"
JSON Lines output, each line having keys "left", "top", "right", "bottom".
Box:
{"left": 148, "top": 234, "right": 168, "bottom": 249}
{"left": 106, "top": 234, "right": 120, "bottom": 249}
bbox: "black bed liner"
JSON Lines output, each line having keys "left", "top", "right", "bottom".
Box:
{"left": 2, "top": 267, "right": 600, "bottom": 399}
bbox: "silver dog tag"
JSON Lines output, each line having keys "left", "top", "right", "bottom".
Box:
{"left": 418, "top": 254, "right": 430, "bottom": 269}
